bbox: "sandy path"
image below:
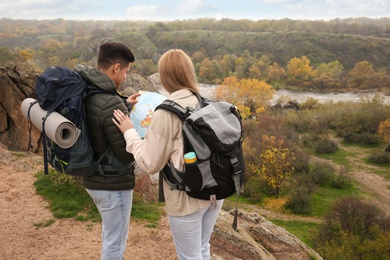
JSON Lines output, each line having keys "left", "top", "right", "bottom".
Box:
{"left": 0, "top": 147, "right": 177, "bottom": 260}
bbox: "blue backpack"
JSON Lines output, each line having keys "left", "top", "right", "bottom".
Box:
{"left": 34, "top": 66, "right": 105, "bottom": 176}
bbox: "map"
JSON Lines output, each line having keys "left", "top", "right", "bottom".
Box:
{"left": 130, "top": 91, "right": 167, "bottom": 138}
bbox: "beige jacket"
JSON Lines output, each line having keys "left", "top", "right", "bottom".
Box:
{"left": 123, "top": 89, "right": 209, "bottom": 216}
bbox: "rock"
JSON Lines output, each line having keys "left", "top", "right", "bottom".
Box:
{"left": 211, "top": 210, "right": 323, "bottom": 260}
{"left": 0, "top": 63, "right": 41, "bottom": 152}
{"left": 119, "top": 73, "right": 159, "bottom": 95}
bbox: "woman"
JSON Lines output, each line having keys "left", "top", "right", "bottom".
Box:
{"left": 112, "top": 49, "right": 223, "bottom": 259}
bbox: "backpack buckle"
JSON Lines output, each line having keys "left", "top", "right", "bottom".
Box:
{"left": 231, "top": 157, "right": 241, "bottom": 175}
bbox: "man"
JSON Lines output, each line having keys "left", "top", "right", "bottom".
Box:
{"left": 74, "top": 42, "right": 140, "bottom": 260}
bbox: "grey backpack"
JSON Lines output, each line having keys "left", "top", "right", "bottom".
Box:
{"left": 156, "top": 93, "right": 245, "bottom": 230}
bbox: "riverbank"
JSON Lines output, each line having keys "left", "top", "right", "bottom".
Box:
{"left": 197, "top": 84, "right": 390, "bottom": 105}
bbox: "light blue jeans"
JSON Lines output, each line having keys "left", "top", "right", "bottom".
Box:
{"left": 168, "top": 200, "right": 223, "bottom": 260}
{"left": 86, "top": 189, "right": 133, "bottom": 260}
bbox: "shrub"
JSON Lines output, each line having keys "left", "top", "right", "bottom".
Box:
{"left": 315, "top": 138, "right": 338, "bottom": 154}
{"left": 284, "top": 186, "right": 312, "bottom": 214}
{"left": 331, "top": 166, "right": 352, "bottom": 189}
{"left": 314, "top": 197, "right": 390, "bottom": 259}
{"left": 309, "top": 161, "right": 335, "bottom": 186}
{"left": 300, "top": 133, "right": 319, "bottom": 149}
{"left": 242, "top": 176, "right": 266, "bottom": 204}
{"left": 368, "top": 150, "right": 390, "bottom": 165}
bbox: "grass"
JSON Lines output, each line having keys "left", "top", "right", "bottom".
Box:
{"left": 310, "top": 185, "right": 361, "bottom": 217}
{"left": 33, "top": 219, "right": 56, "bottom": 229}
{"left": 315, "top": 148, "right": 353, "bottom": 168}
{"left": 131, "top": 194, "right": 164, "bottom": 228}
{"left": 34, "top": 169, "right": 163, "bottom": 227}
{"left": 269, "top": 219, "right": 320, "bottom": 248}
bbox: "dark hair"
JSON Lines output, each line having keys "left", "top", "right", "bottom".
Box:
{"left": 97, "top": 42, "right": 135, "bottom": 70}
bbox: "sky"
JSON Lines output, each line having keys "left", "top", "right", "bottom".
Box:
{"left": 0, "top": 0, "right": 389, "bottom": 22}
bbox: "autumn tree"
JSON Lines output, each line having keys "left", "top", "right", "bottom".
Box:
{"left": 234, "top": 50, "right": 253, "bottom": 79}
{"left": 259, "top": 135, "right": 295, "bottom": 196}
{"left": 377, "top": 119, "right": 390, "bottom": 152}
{"left": 198, "top": 58, "right": 213, "bottom": 81}
{"left": 219, "top": 53, "right": 236, "bottom": 78}
{"left": 214, "top": 76, "right": 275, "bottom": 119}
{"left": 313, "top": 60, "right": 344, "bottom": 89}
{"left": 348, "top": 61, "right": 382, "bottom": 89}
{"left": 198, "top": 58, "right": 223, "bottom": 83}
{"left": 191, "top": 50, "right": 205, "bottom": 64}
{"left": 286, "top": 56, "right": 317, "bottom": 87}
{"left": 248, "top": 54, "right": 272, "bottom": 81}
{"left": 267, "top": 62, "right": 286, "bottom": 86}
{"left": 19, "top": 48, "right": 33, "bottom": 61}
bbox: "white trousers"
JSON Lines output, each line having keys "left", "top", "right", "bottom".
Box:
{"left": 168, "top": 199, "right": 223, "bottom": 260}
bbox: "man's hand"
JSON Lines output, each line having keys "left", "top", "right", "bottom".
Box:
{"left": 127, "top": 93, "right": 141, "bottom": 106}
{"left": 112, "top": 109, "right": 134, "bottom": 134}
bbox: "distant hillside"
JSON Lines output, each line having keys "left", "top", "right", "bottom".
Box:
{"left": 146, "top": 30, "right": 390, "bottom": 70}
{"left": 0, "top": 18, "right": 389, "bottom": 72}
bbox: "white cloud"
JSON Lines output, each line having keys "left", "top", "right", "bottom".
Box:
{"left": 125, "top": 5, "right": 165, "bottom": 20}
{"left": 0, "top": 0, "right": 91, "bottom": 20}
{"left": 214, "top": 12, "right": 225, "bottom": 20}
{"left": 177, "top": 0, "right": 207, "bottom": 14}
{"left": 267, "top": 0, "right": 390, "bottom": 20}
{"left": 259, "top": 0, "right": 299, "bottom": 3}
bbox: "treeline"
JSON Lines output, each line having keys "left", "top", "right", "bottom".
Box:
{"left": 193, "top": 52, "right": 389, "bottom": 91}
{"left": 1, "top": 18, "right": 390, "bottom": 91}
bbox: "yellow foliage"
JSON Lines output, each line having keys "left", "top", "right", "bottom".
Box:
{"left": 19, "top": 49, "right": 33, "bottom": 61}
{"left": 262, "top": 197, "right": 288, "bottom": 211}
{"left": 259, "top": 135, "right": 295, "bottom": 196}
{"left": 255, "top": 106, "right": 266, "bottom": 116}
{"left": 286, "top": 56, "right": 317, "bottom": 85}
{"left": 213, "top": 76, "right": 275, "bottom": 117}
{"left": 237, "top": 105, "right": 251, "bottom": 120}
{"left": 377, "top": 119, "right": 390, "bottom": 142}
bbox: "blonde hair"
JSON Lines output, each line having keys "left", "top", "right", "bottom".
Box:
{"left": 158, "top": 49, "right": 200, "bottom": 94}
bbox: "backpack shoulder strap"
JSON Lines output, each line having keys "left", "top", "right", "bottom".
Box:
{"left": 155, "top": 99, "right": 191, "bottom": 121}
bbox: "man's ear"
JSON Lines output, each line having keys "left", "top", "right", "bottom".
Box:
{"left": 113, "top": 63, "right": 121, "bottom": 73}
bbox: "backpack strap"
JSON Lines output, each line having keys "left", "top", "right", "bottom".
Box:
{"left": 27, "top": 100, "right": 38, "bottom": 151}
{"left": 160, "top": 162, "right": 186, "bottom": 191}
{"left": 41, "top": 111, "right": 52, "bottom": 175}
{"left": 231, "top": 156, "right": 242, "bottom": 231}
{"left": 155, "top": 100, "right": 191, "bottom": 121}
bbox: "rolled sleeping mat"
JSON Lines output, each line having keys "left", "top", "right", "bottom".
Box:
{"left": 21, "top": 98, "right": 81, "bottom": 149}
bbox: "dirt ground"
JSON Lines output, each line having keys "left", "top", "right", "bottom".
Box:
{"left": 0, "top": 146, "right": 180, "bottom": 260}
{"left": 0, "top": 144, "right": 239, "bottom": 260}
{"left": 1, "top": 136, "right": 390, "bottom": 260}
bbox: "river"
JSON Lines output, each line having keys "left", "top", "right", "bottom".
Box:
{"left": 198, "top": 84, "right": 390, "bottom": 105}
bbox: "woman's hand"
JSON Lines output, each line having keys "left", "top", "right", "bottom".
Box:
{"left": 127, "top": 93, "right": 141, "bottom": 106}
{"left": 112, "top": 109, "right": 134, "bottom": 133}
